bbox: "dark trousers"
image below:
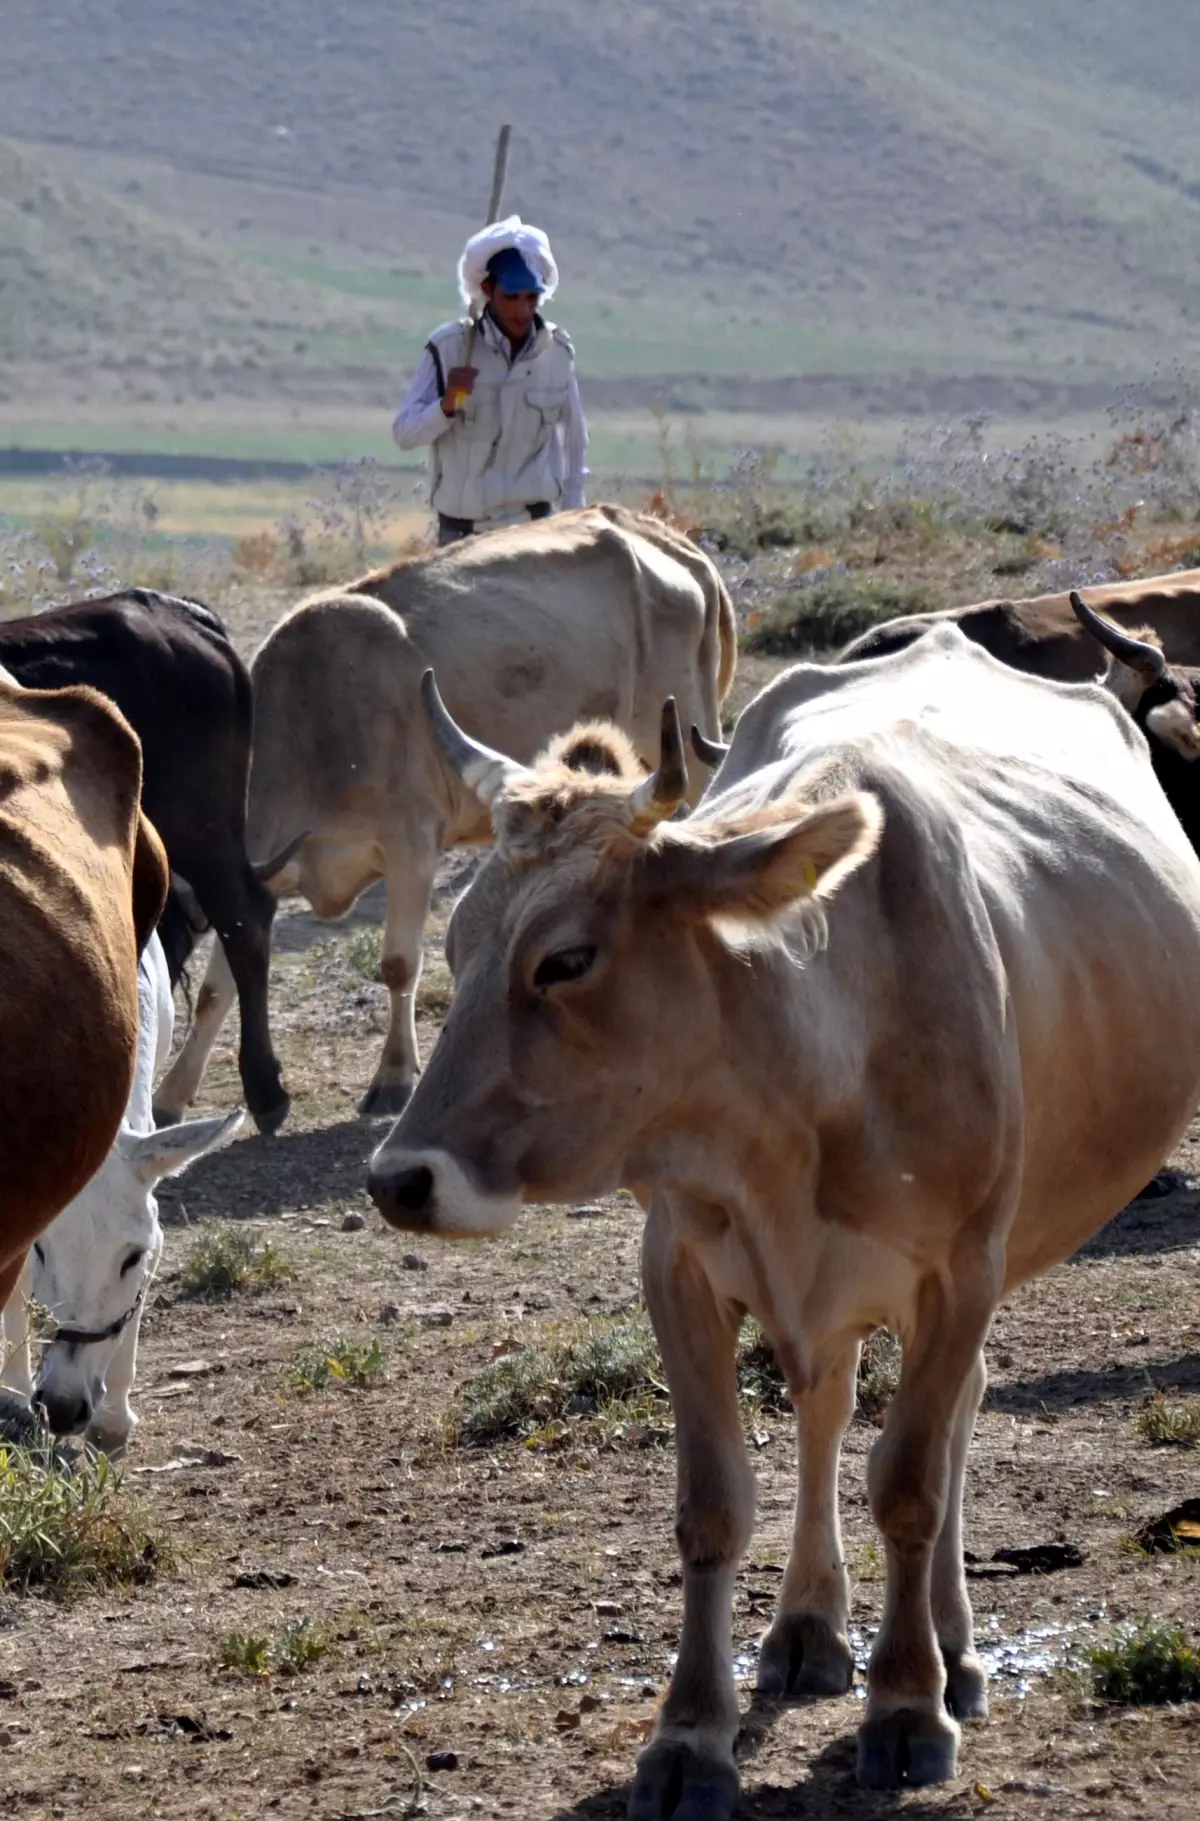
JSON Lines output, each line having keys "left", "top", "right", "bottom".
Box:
{"left": 437, "top": 502, "right": 552, "bottom": 547}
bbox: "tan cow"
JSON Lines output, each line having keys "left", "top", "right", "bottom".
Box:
{"left": 841, "top": 566, "right": 1200, "bottom": 676}
{"left": 154, "top": 505, "right": 735, "bottom": 1123}
{"left": 0, "top": 670, "right": 169, "bottom": 1330}
{"left": 368, "top": 629, "right": 1200, "bottom": 1809}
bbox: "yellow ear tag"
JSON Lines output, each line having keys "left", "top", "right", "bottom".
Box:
{"left": 801, "top": 857, "right": 819, "bottom": 891}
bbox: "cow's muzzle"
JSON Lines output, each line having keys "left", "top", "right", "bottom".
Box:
{"left": 367, "top": 1146, "right": 520, "bottom": 1238}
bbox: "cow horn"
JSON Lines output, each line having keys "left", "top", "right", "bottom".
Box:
{"left": 691, "top": 725, "right": 730, "bottom": 768}
{"left": 420, "top": 669, "right": 529, "bottom": 806}
{"left": 1070, "top": 590, "right": 1166, "bottom": 686}
{"left": 628, "top": 698, "right": 689, "bottom": 831}
{"left": 251, "top": 830, "right": 310, "bottom": 882}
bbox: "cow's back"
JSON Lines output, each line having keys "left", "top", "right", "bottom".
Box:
{"left": 0, "top": 681, "right": 153, "bottom": 1265}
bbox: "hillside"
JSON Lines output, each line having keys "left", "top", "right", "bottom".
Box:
{"left": 3, "top": 1, "right": 1200, "bottom": 429}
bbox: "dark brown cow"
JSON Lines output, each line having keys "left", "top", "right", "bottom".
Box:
{"left": 840, "top": 569, "right": 1200, "bottom": 677}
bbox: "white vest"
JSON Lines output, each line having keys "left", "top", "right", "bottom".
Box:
{"left": 426, "top": 314, "right": 576, "bottom": 523}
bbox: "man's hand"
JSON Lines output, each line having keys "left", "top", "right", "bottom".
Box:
{"left": 442, "top": 367, "right": 478, "bottom": 415}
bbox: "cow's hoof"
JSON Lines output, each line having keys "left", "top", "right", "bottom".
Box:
{"left": 152, "top": 1100, "right": 184, "bottom": 1128}
{"left": 942, "top": 1648, "right": 989, "bottom": 1720}
{"left": 251, "top": 1092, "right": 291, "bottom": 1137}
{"left": 628, "top": 1737, "right": 739, "bottom": 1821}
{"left": 857, "top": 1707, "right": 959, "bottom": 1789}
{"left": 757, "top": 1611, "right": 854, "bottom": 1699}
{"left": 358, "top": 1078, "right": 413, "bottom": 1120}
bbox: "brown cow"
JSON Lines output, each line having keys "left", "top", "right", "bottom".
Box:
{"left": 154, "top": 505, "right": 736, "bottom": 1122}
{"left": 369, "top": 629, "right": 1200, "bottom": 1808}
{"left": 840, "top": 567, "right": 1200, "bottom": 676}
{"left": 0, "top": 671, "right": 168, "bottom": 1328}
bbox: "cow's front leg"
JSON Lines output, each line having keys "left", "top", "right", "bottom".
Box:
{"left": 757, "top": 1340, "right": 858, "bottom": 1699}
{"left": 0, "top": 1256, "right": 35, "bottom": 1403}
{"left": 153, "top": 938, "right": 237, "bottom": 1125}
{"left": 858, "top": 1265, "right": 998, "bottom": 1789}
{"left": 932, "top": 1351, "right": 988, "bottom": 1719}
{"left": 630, "top": 1205, "right": 753, "bottom": 1821}
{"left": 359, "top": 832, "right": 440, "bottom": 1119}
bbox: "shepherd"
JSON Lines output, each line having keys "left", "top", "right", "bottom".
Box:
{"left": 393, "top": 217, "right": 589, "bottom": 546}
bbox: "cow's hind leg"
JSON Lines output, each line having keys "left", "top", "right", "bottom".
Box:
{"left": 153, "top": 939, "right": 237, "bottom": 1126}
{"left": 857, "top": 1257, "right": 999, "bottom": 1789}
{"left": 932, "top": 1351, "right": 988, "bottom": 1719}
{"left": 756, "top": 1341, "right": 858, "bottom": 1699}
{"left": 629, "top": 1203, "right": 752, "bottom": 1821}
{"left": 359, "top": 832, "right": 440, "bottom": 1120}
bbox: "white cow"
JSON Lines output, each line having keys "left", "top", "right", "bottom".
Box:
{"left": 0, "top": 932, "right": 241, "bottom": 1452}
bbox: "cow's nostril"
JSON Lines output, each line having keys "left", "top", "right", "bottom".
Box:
{"left": 371, "top": 1163, "right": 435, "bottom": 1222}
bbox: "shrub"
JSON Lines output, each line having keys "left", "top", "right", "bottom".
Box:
{"left": 217, "top": 1630, "right": 271, "bottom": 1676}
{"left": 0, "top": 1446, "right": 167, "bottom": 1595}
{"left": 276, "top": 1615, "right": 334, "bottom": 1674}
{"left": 1085, "top": 1620, "right": 1200, "bottom": 1705}
{"left": 1135, "top": 1394, "right": 1200, "bottom": 1448}
{"left": 454, "top": 1313, "right": 662, "bottom": 1445}
{"left": 180, "top": 1226, "right": 293, "bottom": 1299}
{"left": 287, "top": 1335, "right": 387, "bottom": 1394}
{"left": 344, "top": 926, "right": 383, "bottom": 982}
{"left": 743, "top": 578, "right": 936, "bottom": 656}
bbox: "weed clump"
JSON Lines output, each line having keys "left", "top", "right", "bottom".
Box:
{"left": 218, "top": 1630, "right": 271, "bottom": 1677}
{"left": 287, "top": 1335, "right": 387, "bottom": 1394}
{"left": 1136, "top": 1394, "right": 1200, "bottom": 1448}
{"left": 454, "top": 1313, "right": 662, "bottom": 1445}
{"left": 216, "top": 1616, "right": 334, "bottom": 1678}
{"left": 743, "top": 578, "right": 936, "bottom": 657}
{"left": 1085, "top": 1620, "right": 1200, "bottom": 1705}
{"left": 180, "top": 1226, "right": 293, "bottom": 1300}
{"left": 0, "top": 1446, "right": 168, "bottom": 1595}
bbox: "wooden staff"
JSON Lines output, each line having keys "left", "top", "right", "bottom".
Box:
{"left": 446, "top": 124, "right": 513, "bottom": 413}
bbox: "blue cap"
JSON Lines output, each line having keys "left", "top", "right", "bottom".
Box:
{"left": 486, "top": 246, "right": 544, "bottom": 295}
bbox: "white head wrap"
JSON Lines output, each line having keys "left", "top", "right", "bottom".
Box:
{"left": 457, "top": 216, "right": 559, "bottom": 312}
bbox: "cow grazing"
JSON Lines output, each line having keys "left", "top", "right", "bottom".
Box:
{"left": 153, "top": 505, "right": 736, "bottom": 1123}
{"left": 0, "top": 589, "right": 291, "bottom": 1133}
{"left": 0, "top": 670, "right": 169, "bottom": 1334}
{"left": 368, "top": 635, "right": 1200, "bottom": 1808}
{"left": 0, "top": 933, "right": 242, "bottom": 1452}
{"left": 839, "top": 567, "right": 1200, "bottom": 678}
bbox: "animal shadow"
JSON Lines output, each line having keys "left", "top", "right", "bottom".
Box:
{"left": 157, "top": 1118, "right": 374, "bottom": 1224}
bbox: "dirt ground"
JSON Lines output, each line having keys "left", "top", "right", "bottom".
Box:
{"left": 2, "top": 589, "right": 1199, "bottom": 1821}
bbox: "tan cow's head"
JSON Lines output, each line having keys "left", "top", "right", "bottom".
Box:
{"left": 368, "top": 673, "right": 881, "bottom": 1237}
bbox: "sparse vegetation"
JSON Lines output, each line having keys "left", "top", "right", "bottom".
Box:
{"left": 1083, "top": 1620, "right": 1200, "bottom": 1706}
{"left": 743, "top": 576, "right": 937, "bottom": 656}
{"left": 453, "top": 1313, "right": 663, "bottom": 1446}
{"left": 1135, "top": 1394, "right": 1200, "bottom": 1449}
{"left": 287, "top": 1335, "right": 387, "bottom": 1394}
{"left": 276, "top": 1615, "right": 335, "bottom": 1674}
{"left": 345, "top": 926, "right": 384, "bottom": 982}
{"left": 217, "top": 1630, "right": 271, "bottom": 1677}
{"left": 857, "top": 1329, "right": 902, "bottom": 1422}
{"left": 0, "top": 1446, "right": 167, "bottom": 1595}
{"left": 180, "top": 1225, "right": 294, "bottom": 1300}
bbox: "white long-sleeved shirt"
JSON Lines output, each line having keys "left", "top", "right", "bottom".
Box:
{"left": 393, "top": 312, "right": 589, "bottom": 513}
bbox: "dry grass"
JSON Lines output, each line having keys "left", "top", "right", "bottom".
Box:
{"left": 179, "top": 1225, "right": 294, "bottom": 1299}
{"left": 0, "top": 1445, "right": 169, "bottom": 1596}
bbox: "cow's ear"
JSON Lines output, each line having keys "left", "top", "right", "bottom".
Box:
{"left": 645, "top": 793, "right": 882, "bottom": 926}
{"left": 119, "top": 1110, "right": 244, "bottom": 1185}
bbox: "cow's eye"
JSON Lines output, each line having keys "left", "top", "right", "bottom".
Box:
{"left": 533, "top": 945, "right": 597, "bottom": 991}
{"left": 120, "top": 1249, "right": 145, "bottom": 1277}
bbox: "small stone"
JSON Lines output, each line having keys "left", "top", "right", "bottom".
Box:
{"left": 121, "top": 1766, "right": 144, "bottom": 1782}
{"left": 415, "top": 1307, "right": 454, "bottom": 1328}
{"left": 355, "top": 1673, "right": 375, "bottom": 1697}
{"left": 567, "top": 1203, "right": 605, "bottom": 1220}
{"left": 378, "top": 1303, "right": 400, "bottom": 1325}
{"left": 427, "top": 1750, "right": 459, "bottom": 1772}
{"left": 401, "top": 1253, "right": 428, "bottom": 1272}
{"left": 593, "top": 1600, "right": 623, "bottom": 1617}
{"left": 341, "top": 1210, "right": 368, "bottom": 1232}
{"left": 167, "top": 1359, "right": 218, "bottom": 1379}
